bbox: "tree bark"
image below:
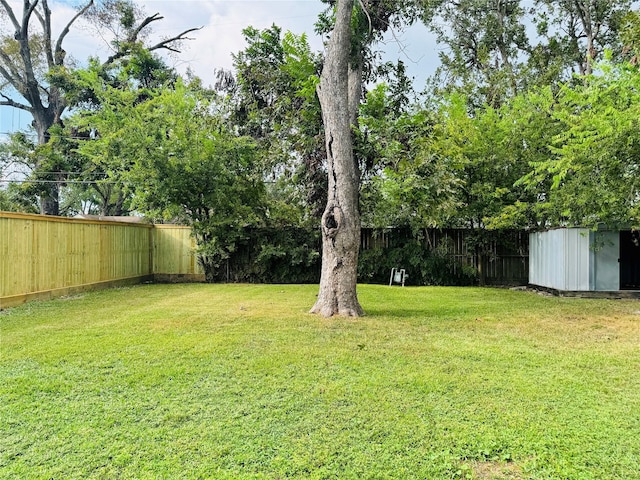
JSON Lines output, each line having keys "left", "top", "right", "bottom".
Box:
{"left": 310, "top": 0, "right": 364, "bottom": 317}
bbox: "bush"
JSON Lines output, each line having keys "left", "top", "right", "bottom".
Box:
{"left": 205, "top": 227, "right": 321, "bottom": 284}
{"left": 200, "top": 227, "right": 524, "bottom": 286}
{"left": 358, "top": 239, "right": 478, "bottom": 286}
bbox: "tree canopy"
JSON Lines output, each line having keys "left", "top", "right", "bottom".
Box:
{"left": 72, "top": 77, "right": 265, "bottom": 280}
{"left": 0, "top": 0, "right": 198, "bottom": 214}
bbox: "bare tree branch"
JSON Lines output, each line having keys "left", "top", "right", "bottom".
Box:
{"left": 21, "top": 0, "right": 41, "bottom": 37}
{"left": 0, "top": 92, "right": 32, "bottom": 112}
{"left": 0, "top": 0, "right": 21, "bottom": 31}
{"left": 103, "top": 15, "right": 202, "bottom": 67}
{"left": 357, "top": 0, "right": 372, "bottom": 35}
{"left": 55, "top": 0, "right": 94, "bottom": 65}
{"left": 147, "top": 27, "right": 202, "bottom": 53}
{"left": 39, "top": 0, "right": 55, "bottom": 67}
{"left": 102, "top": 13, "right": 164, "bottom": 65}
{"left": 33, "top": 3, "right": 44, "bottom": 26}
{"left": 14, "top": 1, "right": 44, "bottom": 111}
{"left": 129, "top": 12, "right": 162, "bottom": 43}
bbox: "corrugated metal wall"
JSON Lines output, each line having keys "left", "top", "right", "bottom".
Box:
{"left": 529, "top": 228, "right": 620, "bottom": 292}
{"left": 529, "top": 229, "right": 589, "bottom": 290}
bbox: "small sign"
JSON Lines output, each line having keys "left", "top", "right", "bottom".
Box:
{"left": 389, "top": 268, "right": 408, "bottom": 287}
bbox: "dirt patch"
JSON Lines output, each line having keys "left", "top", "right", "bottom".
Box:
{"left": 471, "top": 460, "right": 524, "bottom": 479}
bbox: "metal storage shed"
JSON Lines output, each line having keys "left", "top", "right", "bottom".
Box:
{"left": 529, "top": 228, "right": 640, "bottom": 294}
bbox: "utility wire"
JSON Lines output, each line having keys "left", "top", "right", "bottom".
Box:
{"left": 0, "top": 179, "right": 119, "bottom": 185}
{"left": 0, "top": 131, "right": 102, "bottom": 140}
{"left": 2, "top": 170, "right": 110, "bottom": 177}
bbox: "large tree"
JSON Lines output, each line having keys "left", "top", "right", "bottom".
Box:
{"left": 534, "top": 0, "right": 632, "bottom": 76}
{"left": 0, "top": 0, "right": 198, "bottom": 215}
{"left": 229, "top": 25, "right": 327, "bottom": 223}
{"left": 310, "top": 0, "right": 419, "bottom": 316}
{"left": 310, "top": 0, "right": 364, "bottom": 317}
{"left": 422, "top": 0, "right": 530, "bottom": 106}
{"left": 358, "top": 84, "right": 461, "bottom": 231}
{"left": 421, "top": 0, "right": 633, "bottom": 106}
{"left": 519, "top": 62, "right": 640, "bottom": 229}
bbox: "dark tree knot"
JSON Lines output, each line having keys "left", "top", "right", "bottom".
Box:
{"left": 322, "top": 205, "right": 342, "bottom": 238}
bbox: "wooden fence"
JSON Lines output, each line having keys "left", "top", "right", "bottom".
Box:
{"left": 152, "top": 225, "right": 203, "bottom": 283}
{"left": 360, "top": 228, "right": 529, "bottom": 286}
{"left": 0, "top": 212, "right": 202, "bottom": 308}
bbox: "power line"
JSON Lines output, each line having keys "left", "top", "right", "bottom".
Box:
{"left": 0, "top": 179, "right": 119, "bottom": 185}
{"left": 0, "top": 131, "right": 101, "bottom": 140}
{"left": 2, "top": 170, "right": 110, "bottom": 177}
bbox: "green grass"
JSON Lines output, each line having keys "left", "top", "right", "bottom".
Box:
{"left": 1, "top": 284, "right": 639, "bottom": 479}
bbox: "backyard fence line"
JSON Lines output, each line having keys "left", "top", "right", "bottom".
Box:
{"left": 1, "top": 212, "right": 529, "bottom": 309}
{"left": 0, "top": 212, "right": 202, "bottom": 309}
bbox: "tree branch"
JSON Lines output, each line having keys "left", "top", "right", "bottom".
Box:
{"left": 103, "top": 14, "right": 202, "bottom": 67}
{"left": 55, "top": 0, "right": 94, "bottom": 65}
{"left": 0, "top": 92, "right": 32, "bottom": 112}
{"left": 147, "top": 27, "right": 202, "bottom": 53}
{"left": 357, "top": 0, "right": 372, "bottom": 35}
{"left": 38, "top": 0, "right": 55, "bottom": 67}
{"left": 15, "top": 0, "right": 44, "bottom": 110}
{"left": 0, "top": 0, "right": 21, "bottom": 31}
{"left": 130, "top": 12, "right": 163, "bottom": 42}
{"left": 22, "top": 0, "right": 41, "bottom": 37}
{"left": 102, "top": 13, "right": 164, "bottom": 65}
{"left": 0, "top": 49, "right": 24, "bottom": 88}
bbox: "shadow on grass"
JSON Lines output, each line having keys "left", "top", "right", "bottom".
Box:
{"left": 363, "top": 307, "right": 439, "bottom": 319}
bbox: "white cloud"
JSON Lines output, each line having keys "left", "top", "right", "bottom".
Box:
{"left": 135, "top": 1, "right": 327, "bottom": 85}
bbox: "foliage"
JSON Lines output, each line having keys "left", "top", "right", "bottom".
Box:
{"left": 356, "top": 227, "right": 531, "bottom": 287}
{"left": 359, "top": 85, "right": 462, "bottom": 230}
{"left": 358, "top": 238, "right": 478, "bottom": 286}
{"left": 621, "top": 9, "right": 640, "bottom": 63}
{"left": 229, "top": 26, "right": 326, "bottom": 221}
{"left": 0, "top": 184, "right": 37, "bottom": 213}
{"left": 207, "top": 227, "right": 321, "bottom": 284}
{"left": 2, "top": 284, "right": 640, "bottom": 478}
{"left": 421, "top": 62, "right": 640, "bottom": 231}
{"left": 73, "top": 79, "right": 265, "bottom": 280}
{"left": 533, "top": 0, "right": 632, "bottom": 76}
{"left": 0, "top": 127, "right": 85, "bottom": 216}
{"left": 0, "top": 0, "right": 199, "bottom": 214}
{"left": 519, "top": 62, "right": 640, "bottom": 229}
{"left": 422, "top": 0, "right": 531, "bottom": 106}
{"left": 421, "top": 0, "right": 633, "bottom": 105}
{"left": 359, "top": 88, "right": 545, "bottom": 233}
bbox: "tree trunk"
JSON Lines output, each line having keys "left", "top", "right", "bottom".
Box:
{"left": 39, "top": 185, "right": 60, "bottom": 216}
{"left": 310, "top": 0, "right": 364, "bottom": 317}
{"left": 33, "top": 106, "right": 64, "bottom": 215}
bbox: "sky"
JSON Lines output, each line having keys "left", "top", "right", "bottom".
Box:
{"left": 0, "top": 0, "right": 440, "bottom": 139}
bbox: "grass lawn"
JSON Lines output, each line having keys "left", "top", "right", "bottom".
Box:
{"left": 1, "top": 284, "right": 639, "bottom": 479}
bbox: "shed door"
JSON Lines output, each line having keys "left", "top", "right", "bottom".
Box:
{"left": 620, "top": 231, "right": 640, "bottom": 290}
